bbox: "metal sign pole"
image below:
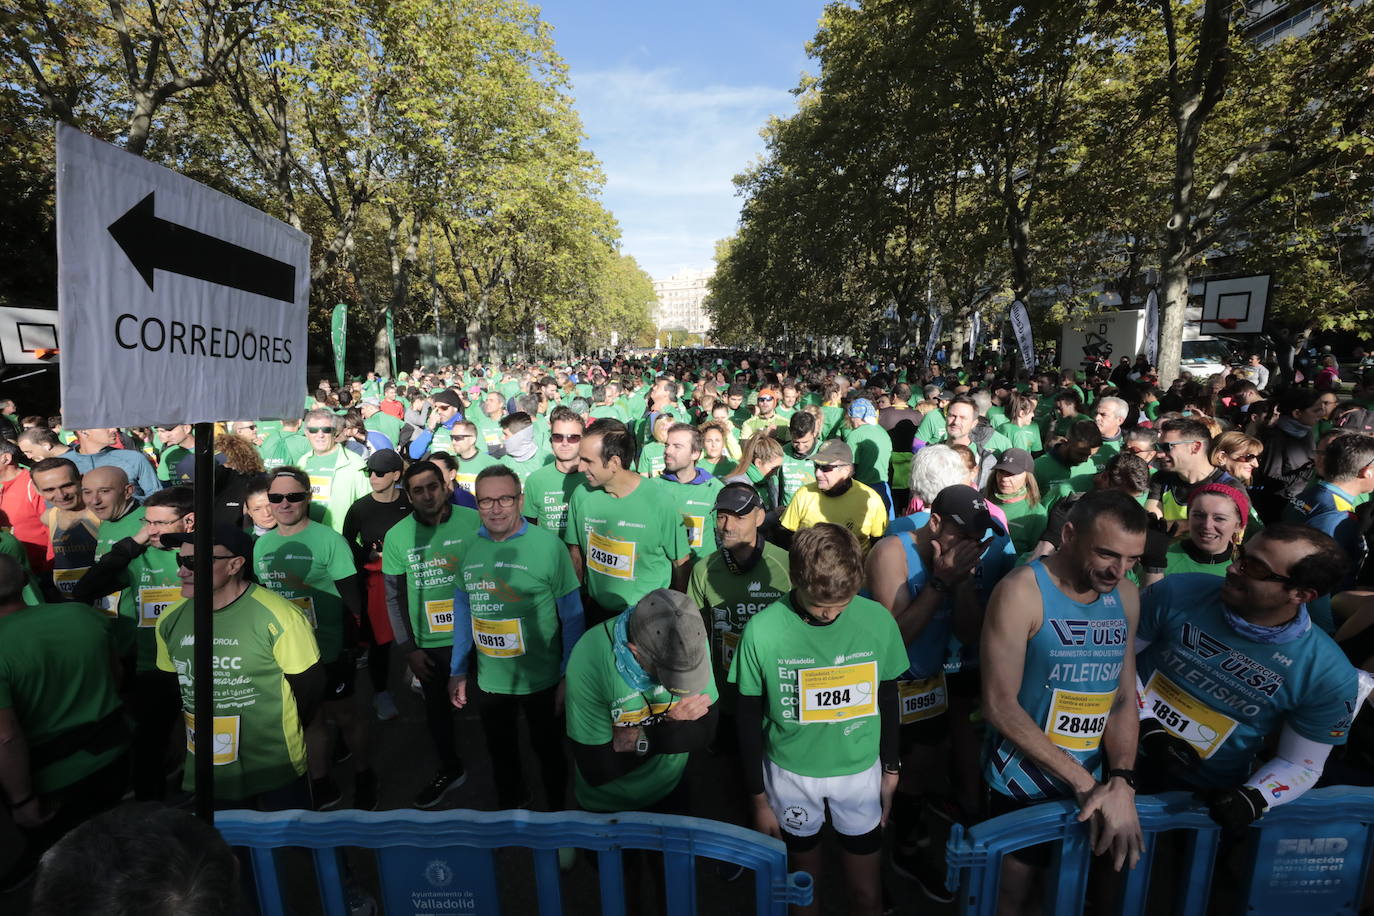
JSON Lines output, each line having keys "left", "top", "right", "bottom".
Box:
{"left": 193, "top": 421, "right": 215, "bottom": 821}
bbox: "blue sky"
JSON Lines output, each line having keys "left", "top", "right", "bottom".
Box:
{"left": 535, "top": 1, "right": 830, "bottom": 280}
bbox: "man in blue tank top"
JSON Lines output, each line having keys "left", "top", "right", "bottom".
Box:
{"left": 1136, "top": 525, "right": 1361, "bottom": 830}
{"left": 981, "top": 489, "right": 1147, "bottom": 912}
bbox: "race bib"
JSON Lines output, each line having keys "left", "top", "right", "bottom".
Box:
{"left": 289, "top": 596, "right": 317, "bottom": 628}
{"left": 52, "top": 566, "right": 88, "bottom": 596}
{"left": 799, "top": 661, "right": 878, "bottom": 723}
{"left": 308, "top": 474, "right": 331, "bottom": 500}
{"left": 1045, "top": 688, "right": 1115, "bottom": 752}
{"left": 473, "top": 617, "right": 524, "bottom": 658}
{"left": 721, "top": 630, "right": 740, "bottom": 671}
{"left": 899, "top": 673, "right": 948, "bottom": 725}
{"left": 138, "top": 586, "right": 182, "bottom": 628}
{"left": 184, "top": 712, "right": 241, "bottom": 765}
{"left": 1142, "top": 671, "right": 1239, "bottom": 760}
{"left": 684, "top": 515, "right": 705, "bottom": 548}
{"left": 425, "top": 598, "right": 455, "bottom": 634}
{"left": 586, "top": 530, "right": 636, "bottom": 580}
{"left": 96, "top": 590, "right": 122, "bottom": 618}
{"left": 454, "top": 473, "right": 478, "bottom": 495}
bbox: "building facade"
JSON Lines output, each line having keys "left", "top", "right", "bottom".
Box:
{"left": 652, "top": 268, "right": 713, "bottom": 334}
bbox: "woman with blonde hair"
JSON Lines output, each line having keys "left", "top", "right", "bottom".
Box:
{"left": 1210, "top": 429, "right": 1264, "bottom": 535}
{"left": 730, "top": 432, "right": 784, "bottom": 510}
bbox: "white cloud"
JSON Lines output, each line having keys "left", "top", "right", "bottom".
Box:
{"left": 568, "top": 67, "right": 795, "bottom": 278}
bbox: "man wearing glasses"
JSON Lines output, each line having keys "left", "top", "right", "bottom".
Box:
{"left": 406, "top": 390, "right": 465, "bottom": 460}
{"left": 73, "top": 487, "right": 193, "bottom": 800}
{"left": 1134, "top": 526, "right": 1358, "bottom": 831}
{"left": 1146, "top": 418, "right": 1236, "bottom": 533}
{"left": 300, "top": 408, "right": 369, "bottom": 535}
{"left": 778, "top": 440, "right": 888, "bottom": 553}
{"left": 156, "top": 524, "right": 324, "bottom": 811}
{"left": 253, "top": 468, "right": 371, "bottom": 810}
{"left": 740, "top": 387, "right": 787, "bottom": 441}
{"left": 449, "top": 421, "right": 501, "bottom": 497}
{"left": 447, "top": 465, "right": 583, "bottom": 810}
{"left": 524, "top": 407, "right": 586, "bottom": 539}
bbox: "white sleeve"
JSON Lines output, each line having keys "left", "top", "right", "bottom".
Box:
{"left": 1134, "top": 638, "right": 1152, "bottom": 721}
{"left": 1242, "top": 724, "right": 1332, "bottom": 808}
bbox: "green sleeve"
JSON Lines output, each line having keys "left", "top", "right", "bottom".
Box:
{"left": 565, "top": 631, "right": 612, "bottom": 746}
{"left": 664, "top": 490, "right": 689, "bottom": 563}
{"left": 324, "top": 530, "right": 357, "bottom": 581}
{"left": 550, "top": 533, "right": 580, "bottom": 598}
{"left": 686, "top": 561, "right": 708, "bottom": 611}
{"left": 564, "top": 489, "right": 584, "bottom": 547}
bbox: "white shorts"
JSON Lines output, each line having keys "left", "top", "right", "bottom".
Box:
{"left": 764, "top": 758, "right": 882, "bottom": 838}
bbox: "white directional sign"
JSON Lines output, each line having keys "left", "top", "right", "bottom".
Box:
{"left": 56, "top": 124, "right": 309, "bottom": 428}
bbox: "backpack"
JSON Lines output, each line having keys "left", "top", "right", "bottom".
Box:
{"left": 1336, "top": 408, "right": 1374, "bottom": 436}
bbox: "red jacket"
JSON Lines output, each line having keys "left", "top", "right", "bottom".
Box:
{"left": 0, "top": 470, "right": 50, "bottom": 572}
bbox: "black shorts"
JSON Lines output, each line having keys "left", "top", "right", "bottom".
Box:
{"left": 323, "top": 654, "right": 356, "bottom": 701}
{"left": 900, "top": 712, "right": 950, "bottom": 751}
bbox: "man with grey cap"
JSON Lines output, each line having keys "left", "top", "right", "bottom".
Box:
{"left": 564, "top": 587, "right": 718, "bottom": 815}
{"left": 778, "top": 439, "right": 888, "bottom": 552}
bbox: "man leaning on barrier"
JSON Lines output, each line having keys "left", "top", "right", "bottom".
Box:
{"left": 1135, "top": 525, "right": 1360, "bottom": 829}
{"left": 981, "top": 489, "right": 1147, "bottom": 913}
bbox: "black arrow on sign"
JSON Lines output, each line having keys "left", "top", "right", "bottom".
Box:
{"left": 107, "top": 191, "right": 296, "bottom": 304}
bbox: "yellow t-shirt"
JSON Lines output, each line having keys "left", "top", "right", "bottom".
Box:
{"left": 779, "top": 480, "right": 888, "bottom": 549}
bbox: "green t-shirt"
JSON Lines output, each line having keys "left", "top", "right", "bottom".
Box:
{"left": 382, "top": 507, "right": 481, "bottom": 648}
{"left": 564, "top": 478, "right": 689, "bottom": 613}
{"left": 156, "top": 584, "right": 320, "bottom": 801}
{"left": 1161, "top": 542, "right": 1232, "bottom": 578}
{"left": 456, "top": 523, "right": 580, "bottom": 695}
{"left": 453, "top": 450, "right": 501, "bottom": 497}
{"left": 565, "top": 618, "right": 718, "bottom": 812}
{"left": 687, "top": 541, "right": 791, "bottom": 704}
{"left": 730, "top": 594, "right": 907, "bottom": 778}
{"left": 252, "top": 521, "right": 356, "bottom": 663}
{"left": 525, "top": 465, "right": 584, "bottom": 540}
{"left": 636, "top": 441, "right": 666, "bottom": 478}
{"left": 260, "top": 430, "right": 311, "bottom": 472}
{"left": 472, "top": 416, "right": 505, "bottom": 453}
{"left": 846, "top": 425, "right": 893, "bottom": 489}
{"left": 500, "top": 451, "right": 553, "bottom": 490}
{"left": 1033, "top": 450, "right": 1097, "bottom": 496}
{"left": 820, "top": 405, "right": 846, "bottom": 440}
{"left": 93, "top": 507, "right": 146, "bottom": 653}
{"left": 658, "top": 473, "right": 724, "bottom": 562}
{"left": 778, "top": 442, "right": 819, "bottom": 508}
{"left": 740, "top": 415, "right": 788, "bottom": 442}
{"left": 364, "top": 411, "right": 404, "bottom": 448}
{"left": 1093, "top": 437, "right": 1123, "bottom": 469}
{"left": 158, "top": 444, "right": 192, "bottom": 485}
{"left": 116, "top": 541, "right": 184, "bottom": 672}
{"left": 701, "top": 457, "right": 737, "bottom": 480}
{"left": 0, "top": 602, "right": 126, "bottom": 792}
{"left": 916, "top": 410, "right": 947, "bottom": 446}
{"left": 995, "top": 422, "right": 1042, "bottom": 455}
{"left": 992, "top": 494, "right": 1049, "bottom": 554}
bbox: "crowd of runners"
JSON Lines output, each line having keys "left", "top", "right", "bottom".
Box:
{"left": 2, "top": 346, "right": 1374, "bottom": 914}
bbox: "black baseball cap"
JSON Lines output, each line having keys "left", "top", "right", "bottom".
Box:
{"left": 364, "top": 449, "right": 404, "bottom": 474}
{"left": 715, "top": 482, "right": 763, "bottom": 516}
{"left": 930, "top": 485, "right": 1007, "bottom": 539}
{"left": 992, "top": 448, "right": 1034, "bottom": 476}
{"left": 161, "top": 524, "right": 255, "bottom": 559}
{"left": 432, "top": 390, "right": 464, "bottom": 409}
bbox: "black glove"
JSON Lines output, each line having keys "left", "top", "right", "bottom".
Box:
{"left": 1139, "top": 717, "right": 1202, "bottom": 772}
{"left": 1200, "top": 785, "right": 1267, "bottom": 831}
{"left": 1140, "top": 527, "right": 1173, "bottom": 572}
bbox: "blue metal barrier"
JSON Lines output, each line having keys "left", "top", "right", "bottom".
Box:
{"left": 945, "top": 787, "right": 1374, "bottom": 915}
{"left": 215, "top": 807, "right": 813, "bottom": 916}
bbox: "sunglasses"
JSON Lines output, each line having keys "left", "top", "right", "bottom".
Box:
{"left": 1232, "top": 547, "right": 1293, "bottom": 586}
{"left": 814, "top": 463, "right": 846, "bottom": 473}
{"left": 551, "top": 433, "right": 583, "bottom": 444}
{"left": 175, "top": 555, "right": 238, "bottom": 569}
{"left": 1232, "top": 453, "right": 1261, "bottom": 463}
{"left": 368, "top": 468, "right": 395, "bottom": 477}
{"left": 305, "top": 426, "right": 335, "bottom": 434}
{"left": 267, "top": 491, "right": 309, "bottom": 504}
{"left": 758, "top": 396, "right": 775, "bottom": 402}
{"left": 1157, "top": 440, "right": 1201, "bottom": 452}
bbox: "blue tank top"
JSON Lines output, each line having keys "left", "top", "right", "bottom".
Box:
{"left": 984, "top": 559, "right": 1129, "bottom": 800}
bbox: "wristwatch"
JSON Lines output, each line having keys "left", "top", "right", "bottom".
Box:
{"left": 1107, "top": 768, "right": 1138, "bottom": 790}
{"left": 634, "top": 734, "right": 650, "bottom": 757}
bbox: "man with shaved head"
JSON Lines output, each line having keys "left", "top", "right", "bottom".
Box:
{"left": 75, "top": 465, "right": 144, "bottom": 633}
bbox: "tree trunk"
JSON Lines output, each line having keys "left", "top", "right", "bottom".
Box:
{"left": 374, "top": 322, "right": 390, "bottom": 375}
{"left": 1157, "top": 257, "right": 1189, "bottom": 381}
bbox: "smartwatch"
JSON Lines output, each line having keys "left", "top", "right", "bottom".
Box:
{"left": 1107, "top": 768, "right": 1138, "bottom": 790}
{"left": 634, "top": 735, "right": 650, "bottom": 757}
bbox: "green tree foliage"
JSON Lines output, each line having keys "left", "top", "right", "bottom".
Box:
{"left": 1, "top": 0, "right": 652, "bottom": 373}
{"left": 714, "top": 0, "right": 1374, "bottom": 376}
